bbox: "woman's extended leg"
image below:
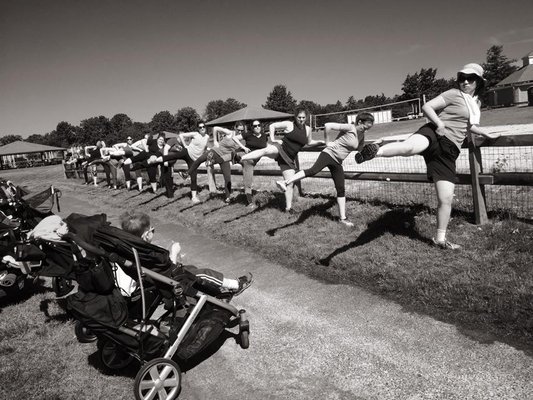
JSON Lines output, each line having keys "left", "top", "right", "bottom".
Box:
{"left": 376, "top": 134, "right": 430, "bottom": 157}
{"left": 240, "top": 144, "right": 279, "bottom": 162}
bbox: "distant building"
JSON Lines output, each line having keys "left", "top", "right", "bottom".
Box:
{"left": 488, "top": 51, "right": 533, "bottom": 106}
{"left": 0, "top": 141, "right": 65, "bottom": 169}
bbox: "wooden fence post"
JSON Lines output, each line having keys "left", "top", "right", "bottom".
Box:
{"left": 468, "top": 133, "right": 488, "bottom": 224}
{"left": 294, "top": 153, "right": 304, "bottom": 197}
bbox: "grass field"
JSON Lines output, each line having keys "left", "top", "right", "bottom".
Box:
{"left": 2, "top": 164, "right": 533, "bottom": 352}
{"left": 1, "top": 106, "right": 532, "bottom": 398}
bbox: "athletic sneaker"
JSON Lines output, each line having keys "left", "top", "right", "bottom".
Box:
{"left": 233, "top": 273, "right": 253, "bottom": 296}
{"left": 246, "top": 203, "right": 257, "bottom": 210}
{"left": 191, "top": 196, "right": 201, "bottom": 204}
{"left": 276, "top": 180, "right": 287, "bottom": 192}
{"left": 224, "top": 197, "right": 231, "bottom": 204}
{"left": 339, "top": 219, "right": 354, "bottom": 227}
{"left": 432, "top": 238, "right": 462, "bottom": 250}
{"left": 178, "top": 171, "right": 189, "bottom": 180}
{"left": 355, "top": 143, "right": 380, "bottom": 164}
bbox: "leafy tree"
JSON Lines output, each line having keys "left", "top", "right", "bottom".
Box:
{"left": 297, "top": 100, "right": 322, "bottom": 115}
{"left": 400, "top": 68, "right": 454, "bottom": 101}
{"left": 54, "top": 121, "right": 77, "bottom": 146}
{"left": 110, "top": 113, "right": 133, "bottom": 135}
{"left": 362, "top": 94, "right": 392, "bottom": 107}
{"left": 175, "top": 107, "right": 201, "bottom": 132}
{"left": 123, "top": 122, "right": 150, "bottom": 141}
{"left": 263, "top": 84, "right": 297, "bottom": 113}
{"left": 150, "top": 111, "right": 175, "bottom": 135}
{"left": 345, "top": 96, "right": 365, "bottom": 111}
{"left": 320, "top": 100, "right": 345, "bottom": 123}
{"left": 26, "top": 134, "right": 46, "bottom": 144}
{"left": 204, "top": 98, "right": 246, "bottom": 121}
{"left": 482, "top": 45, "right": 518, "bottom": 89}
{"left": 0, "top": 134, "right": 23, "bottom": 146}
{"left": 79, "top": 116, "right": 111, "bottom": 145}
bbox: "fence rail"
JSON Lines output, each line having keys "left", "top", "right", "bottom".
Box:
{"left": 63, "top": 133, "right": 533, "bottom": 222}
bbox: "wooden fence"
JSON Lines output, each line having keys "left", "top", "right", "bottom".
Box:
{"left": 63, "top": 133, "right": 533, "bottom": 224}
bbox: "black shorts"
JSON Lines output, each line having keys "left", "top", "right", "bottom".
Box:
{"left": 417, "top": 124, "right": 461, "bottom": 183}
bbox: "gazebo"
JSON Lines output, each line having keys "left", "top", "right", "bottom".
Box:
{"left": 0, "top": 141, "right": 66, "bottom": 169}
{"left": 205, "top": 106, "right": 293, "bottom": 126}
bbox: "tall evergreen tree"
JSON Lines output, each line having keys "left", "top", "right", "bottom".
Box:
{"left": 482, "top": 45, "right": 518, "bottom": 89}
{"left": 263, "top": 84, "right": 297, "bottom": 113}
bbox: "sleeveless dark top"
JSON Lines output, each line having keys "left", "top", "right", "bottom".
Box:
{"left": 281, "top": 123, "right": 307, "bottom": 160}
{"left": 242, "top": 131, "right": 268, "bottom": 150}
{"left": 87, "top": 147, "right": 101, "bottom": 162}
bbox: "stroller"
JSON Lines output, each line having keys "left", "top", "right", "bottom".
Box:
{"left": 0, "top": 179, "right": 65, "bottom": 298}
{"left": 62, "top": 213, "right": 250, "bottom": 400}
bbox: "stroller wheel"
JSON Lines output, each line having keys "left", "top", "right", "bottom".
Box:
{"left": 74, "top": 321, "right": 97, "bottom": 343}
{"left": 239, "top": 330, "right": 249, "bottom": 349}
{"left": 134, "top": 358, "right": 181, "bottom": 400}
{"left": 100, "top": 338, "right": 134, "bottom": 370}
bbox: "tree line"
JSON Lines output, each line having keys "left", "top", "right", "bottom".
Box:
{"left": 2, "top": 45, "right": 516, "bottom": 149}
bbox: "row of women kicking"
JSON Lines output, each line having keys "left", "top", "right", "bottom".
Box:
{"left": 79, "top": 110, "right": 374, "bottom": 223}
{"left": 81, "top": 63, "right": 503, "bottom": 251}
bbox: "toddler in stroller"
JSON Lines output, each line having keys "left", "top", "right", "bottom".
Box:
{"left": 62, "top": 212, "right": 252, "bottom": 400}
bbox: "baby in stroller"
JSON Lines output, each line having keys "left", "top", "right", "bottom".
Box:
{"left": 118, "top": 210, "right": 253, "bottom": 297}
{"left": 60, "top": 212, "right": 251, "bottom": 400}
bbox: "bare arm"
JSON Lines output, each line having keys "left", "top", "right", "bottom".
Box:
{"left": 84, "top": 145, "right": 97, "bottom": 156}
{"left": 306, "top": 126, "right": 325, "bottom": 146}
{"left": 178, "top": 131, "right": 198, "bottom": 146}
{"left": 232, "top": 135, "right": 250, "bottom": 153}
{"left": 268, "top": 121, "right": 293, "bottom": 143}
{"left": 470, "top": 125, "right": 501, "bottom": 139}
{"left": 422, "top": 96, "right": 447, "bottom": 136}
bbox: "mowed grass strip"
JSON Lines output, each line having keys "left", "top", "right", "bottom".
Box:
{"left": 11, "top": 164, "right": 530, "bottom": 349}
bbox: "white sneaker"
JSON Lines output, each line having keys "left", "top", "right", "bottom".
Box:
{"left": 191, "top": 196, "right": 201, "bottom": 204}
{"left": 339, "top": 219, "right": 354, "bottom": 227}
{"left": 276, "top": 180, "right": 287, "bottom": 192}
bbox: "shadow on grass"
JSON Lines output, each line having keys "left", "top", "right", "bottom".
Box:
{"left": 152, "top": 193, "right": 189, "bottom": 212}
{"left": 0, "top": 279, "right": 49, "bottom": 314}
{"left": 266, "top": 199, "right": 337, "bottom": 237}
{"left": 222, "top": 193, "right": 282, "bottom": 224}
{"left": 39, "top": 297, "right": 71, "bottom": 323}
{"left": 319, "top": 205, "right": 429, "bottom": 266}
{"left": 137, "top": 192, "right": 167, "bottom": 206}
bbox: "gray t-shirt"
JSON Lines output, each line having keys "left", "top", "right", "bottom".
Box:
{"left": 323, "top": 130, "right": 361, "bottom": 164}
{"left": 437, "top": 88, "right": 477, "bottom": 150}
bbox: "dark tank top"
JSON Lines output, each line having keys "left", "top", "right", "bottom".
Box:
{"left": 281, "top": 123, "right": 307, "bottom": 160}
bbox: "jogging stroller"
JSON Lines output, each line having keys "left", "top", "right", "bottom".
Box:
{"left": 0, "top": 180, "right": 64, "bottom": 298}
{"left": 62, "top": 213, "right": 250, "bottom": 400}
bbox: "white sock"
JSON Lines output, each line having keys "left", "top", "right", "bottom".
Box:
{"left": 436, "top": 229, "right": 446, "bottom": 242}
{"left": 222, "top": 278, "right": 239, "bottom": 290}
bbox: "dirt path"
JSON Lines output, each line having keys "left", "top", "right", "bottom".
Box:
{"left": 58, "top": 194, "right": 533, "bottom": 400}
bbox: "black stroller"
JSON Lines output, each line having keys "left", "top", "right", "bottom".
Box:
{"left": 0, "top": 179, "right": 65, "bottom": 298}
{"left": 62, "top": 213, "right": 250, "bottom": 400}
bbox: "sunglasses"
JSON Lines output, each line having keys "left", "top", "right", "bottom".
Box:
{"left": 457, "top": 73, "right": 479, "bottom": 83}
{"left": 253, "top": 124, "right": 261, "bottom": 127}
{"left": 237, "top": 129, "right": 245, "bottom": 133}
{"left": 198, "top": 125, "right": 206, "bottom": 129}
{"left": 127, "top": 138, "right": 133, "bottom": 141}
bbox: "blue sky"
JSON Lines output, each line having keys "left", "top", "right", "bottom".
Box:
{"left": 1, "top": 0, "right": 532, "bottom": 137}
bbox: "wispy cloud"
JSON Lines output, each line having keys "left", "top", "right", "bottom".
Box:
{"left": 396, "top": 44, "right": 432, "bottom": 56}
{"left": 489, "top": 26, "right": 533, "bottom": 46}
